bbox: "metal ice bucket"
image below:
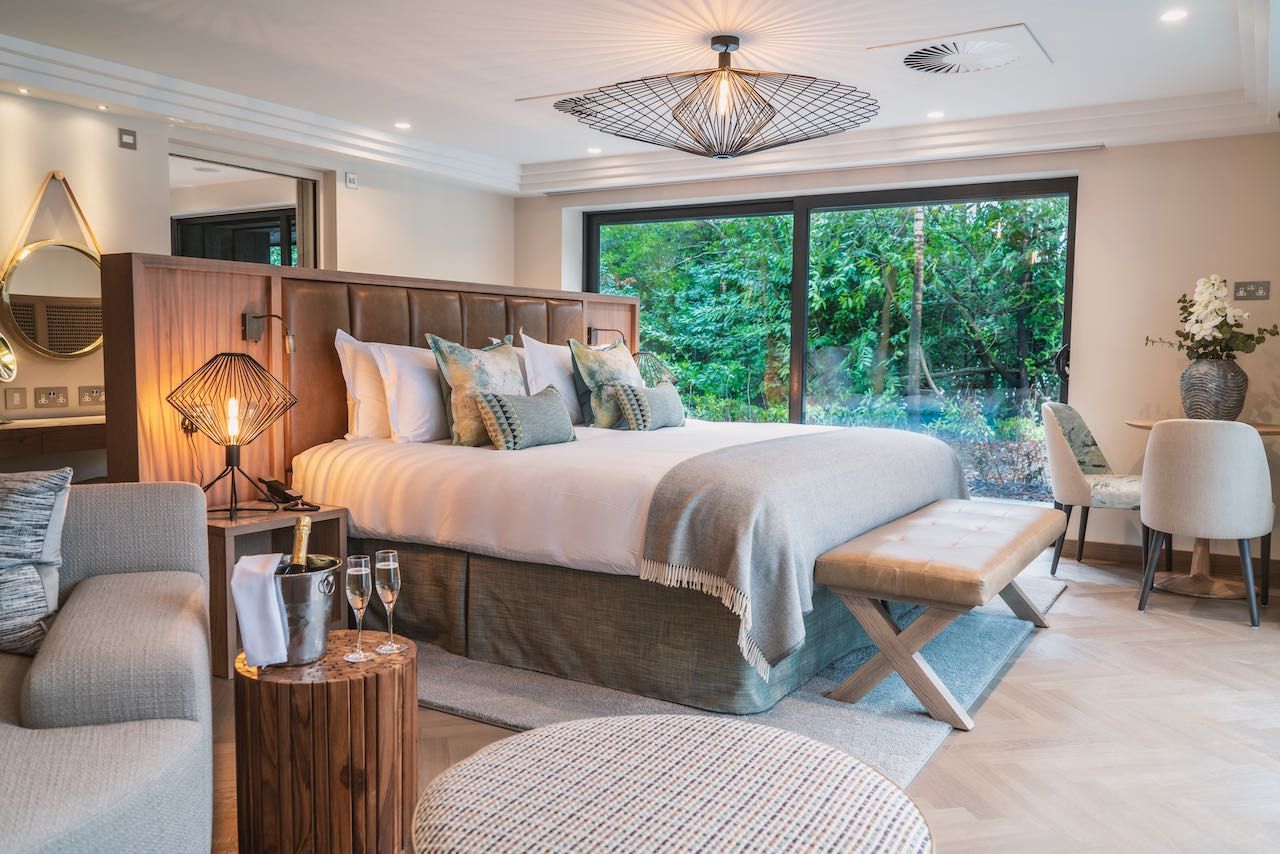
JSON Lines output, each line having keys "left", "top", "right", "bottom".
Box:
{"left": 273, "top": 555, "right": 340, "bottom": 666}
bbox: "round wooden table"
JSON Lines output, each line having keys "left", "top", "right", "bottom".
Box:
{"left": 1125, "top": 418, "right": 1279, "bottom": 599}
{"left": 234, "top": 630, "right": 417, "bottom": 854}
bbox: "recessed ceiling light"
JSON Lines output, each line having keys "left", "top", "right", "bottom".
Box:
{"left": 166, "top": 116, "right": 186, "bottom": 123}
{"left": 17, "top": 88, "right": 29, "bottom": 95}
{"left": 192, "top": 166, "right": 220, "bottom": 173}
{"left": 586, "top": 147, "right": 603, "bottom": 154}
{"left": 96, "top": 104, "right": 109, "bottom": 111}
{"left": 1160, "top": 9, "right": 1188, "bottom": 22}
{"left": 926, "top": 110, "right": 945, "bottom": 119}
{"left": 394, "top": 121, "right": 412, "bottom": 130}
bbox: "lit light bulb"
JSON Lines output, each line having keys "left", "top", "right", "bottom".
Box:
{"left": 226, "top": 397, "right": 240, "bottom": 442}
{"left": 717, "top": 73, "right": 731, "bottom": 117}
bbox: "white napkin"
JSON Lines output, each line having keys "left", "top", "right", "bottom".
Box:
{"left": 231, "top": 553, "right": 288, "bottom": 667}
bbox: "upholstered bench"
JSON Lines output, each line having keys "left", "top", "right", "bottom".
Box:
{"left": 815, "top": 499, "right": 1067, "bottom": 731}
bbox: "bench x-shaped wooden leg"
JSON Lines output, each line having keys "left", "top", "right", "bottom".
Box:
{"left": 827, "top": 581, "right": 1049, "bottom": 731}
{"left": 829, "top": 595, "right": 974, "bottom": 731}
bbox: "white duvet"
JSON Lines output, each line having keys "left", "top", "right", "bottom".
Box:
{"left": 292, "top": 420, "right": 835, "bottom": 576}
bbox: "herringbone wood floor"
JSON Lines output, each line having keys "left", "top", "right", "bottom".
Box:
{"left": 211, "top": 553, "right": 1280, "bottom": 852}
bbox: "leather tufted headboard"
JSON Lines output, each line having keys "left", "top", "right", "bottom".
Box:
{"left": 281, "top": 275, "right": 634, "bottom": 473}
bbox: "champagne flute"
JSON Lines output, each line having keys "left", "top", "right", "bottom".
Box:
{"left": 375, "top": 550, "right": 407, "bottom": 654}
{"left": 344, "top": 555, "right": 375, "bottom": 663}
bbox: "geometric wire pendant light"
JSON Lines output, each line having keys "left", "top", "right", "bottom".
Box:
{"left": 555, "top": 35, "right": 879, "bottom": 159}
{"left": 167, "top": 352, "right": 297, "bottom": 518}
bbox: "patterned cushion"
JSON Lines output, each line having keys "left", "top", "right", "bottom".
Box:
{"left": 608, "top": 382, "right": 686, "bottom": 431}
{"left": 412, "top": 714, "right": 932, "bottom": 853}
{"left": 427, "top": 334, "right": 527, "bottom": 446}
{"left": 568, "top": 339, "right": 643, "bottom": 428}
{"left": 475, "top": 387, "right": 577, "bottom": 450}
{"left": 0, "top": 468, "right": 72, "bottom": 655}
{"left": 1085, "top": 473, "right": 1142, "bottom": 510}
{"left": 1043, "top": 402, "right": 1110, "bottom": 474}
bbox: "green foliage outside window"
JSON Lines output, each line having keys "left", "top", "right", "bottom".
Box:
{"left": 598, "top": 196, "right": 1070, "bottom": 500}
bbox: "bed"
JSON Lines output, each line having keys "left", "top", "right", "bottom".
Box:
{"left": 278, "top": 274, "right": 966, "bottom": 713}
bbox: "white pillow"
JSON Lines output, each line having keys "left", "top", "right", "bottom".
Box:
{"left": 334, "top": 330, "right": 391, "bottom": 440}
{"left": 367, "top": 342, "right": 450, "bottom": 442}
{"left": 520, "top": 331, "right": 584, "bottom": 424}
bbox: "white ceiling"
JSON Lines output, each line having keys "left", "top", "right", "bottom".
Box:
{"left": 1, "top": 0, "right": 1276, "bottom": 193}
{"left": 168, "top": 156, "right": 282, "bottom": 188}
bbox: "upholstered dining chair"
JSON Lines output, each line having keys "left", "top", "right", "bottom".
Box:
{"left": 1138, "top": 419, "right": 1273, "bottom": 627}
{"left": 1041, "top": 402, "right": 1159, "bottom": 576}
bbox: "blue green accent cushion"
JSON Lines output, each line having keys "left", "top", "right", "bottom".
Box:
{"left": 428, "top": 334, "right": 527, "bottom": 446}
{"left": 609, "top": 382, "right": 686, "bottom": 431}
{"left": 1043, "top": 402, "right": 1110, "bottom": 474}
{"left": 568, "top": 339, "right": 643, "bottom": 428}
{"left": 0, "top": 467, "right": 72, "bottom": 654}
{"left": 476, "top": 387, "right": 577, "bottom": 450}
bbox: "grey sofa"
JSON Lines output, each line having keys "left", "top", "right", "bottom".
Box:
{"left": 0, "top": 482, "right": 212, "bottom": 853}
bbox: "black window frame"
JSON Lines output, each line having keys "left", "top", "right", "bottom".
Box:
{"left": 584, "top": 177, "right": 1078, "bottom": 421}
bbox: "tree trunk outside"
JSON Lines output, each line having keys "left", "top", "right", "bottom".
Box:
{"left": 907, "top": 206, "right": 925, "bottom": 422}
{"left": 871, "top": 265, "right": 896, "bottom": 395}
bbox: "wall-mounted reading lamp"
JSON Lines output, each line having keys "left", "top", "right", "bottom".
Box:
{"left": 586, "top": 327, "right": 629, "bottom": 348}
{"left": 242, "top": 312, "right": 296, "bottom": 354}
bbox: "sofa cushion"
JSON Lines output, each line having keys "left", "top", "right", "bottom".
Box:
{"left": 21, "top": 571, "right": 209, "bottom": 729}
{"left": 0, "top": 652, "right": 31, "bottom": 726}
{"left": 0, "top": 468, "right": 72, "bottom": 654}
{"left": 0, "top": 716, "right": 210, "bottom": 853}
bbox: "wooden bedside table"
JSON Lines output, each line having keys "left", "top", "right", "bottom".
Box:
{"left": 207, "top": 504, "right": 349, "bottom": 679}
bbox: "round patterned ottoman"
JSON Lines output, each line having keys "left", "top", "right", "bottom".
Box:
{"left": 413, "top": 714, "right": 932, "bottom": 853}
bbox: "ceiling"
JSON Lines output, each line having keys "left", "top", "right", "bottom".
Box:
{"left": 1, "top": 0, "right": 1276, "bottom": 194}
{"left": 168, "top": 156, "right": 285, "bottom": 188}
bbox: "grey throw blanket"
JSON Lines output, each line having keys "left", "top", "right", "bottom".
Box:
{"left": 641, "top": 428, "right": 968, "bottom": 679}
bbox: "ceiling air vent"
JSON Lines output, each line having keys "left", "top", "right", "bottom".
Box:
{"left": 902, "top": 40, "right": 1020, "bottom": 74}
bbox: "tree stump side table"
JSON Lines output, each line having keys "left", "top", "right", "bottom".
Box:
{"left": 234, "top": 630, "right": 418, "bottom": 854}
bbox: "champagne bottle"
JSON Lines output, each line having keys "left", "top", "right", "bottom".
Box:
{"left": 280, "top": 515, "right": 312, "bottom": 575}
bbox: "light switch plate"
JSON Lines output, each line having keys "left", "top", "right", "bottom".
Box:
{"left": 34, "top": 386, "right": 69, "bottom": 408}
{"left": 78, "top": 385, "right": 106, "bottom": 406}
{"left": 344, "top": 171, "right": 359, "bottom": 189}
{"left": 1234, "top": 280, "right": 1270, "bottom": 300}
{"left": 4, "top": 387, "right": 27, "bottom": 410}
{"left": 117, "top": 128, "right": 137, "bottom": 150}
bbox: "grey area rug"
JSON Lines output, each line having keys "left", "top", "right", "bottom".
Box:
{"left": 416, "top": 572, "right": 1066, "bottom": 786}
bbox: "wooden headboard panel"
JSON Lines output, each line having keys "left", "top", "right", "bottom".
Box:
{"left": 281, "top": 277, "right": 625, "bottom": 468}
{"left": 103, "top": 254, "right": 638, "bottom": 500}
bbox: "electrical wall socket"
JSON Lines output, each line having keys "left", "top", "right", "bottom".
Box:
{"left": 344, "top": 171, "right": 359, "bottom": 189}
{"left": 4, "top": 388, "right": 27, "bottom": 410}
{"left": 78, "top": 385, "right": 106, "bottom": 406}
{"left": 34, "top": 387, "right": 69, "bottom": 408}
{"left": 1234, "top": 280, "right": 1270, "bottom": 300}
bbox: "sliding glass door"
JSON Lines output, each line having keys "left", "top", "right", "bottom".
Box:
{"left": 596, "top": 207, "right": 793, "bottom": 422}
{"left": 587, "top": 179, "right": 1075, "bottom": 500}
{"left": 805, "top": 196, "right": 1071, "bottom": 500}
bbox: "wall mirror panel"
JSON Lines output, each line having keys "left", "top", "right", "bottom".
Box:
{"left": 1, "top": 239, "right": 103, "bottom": 359}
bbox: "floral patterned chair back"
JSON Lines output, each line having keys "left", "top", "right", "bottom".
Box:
{"left": 1043, "top": 402, "right": 1111, "bottom": 475}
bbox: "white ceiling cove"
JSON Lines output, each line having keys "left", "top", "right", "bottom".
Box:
{"left": 0, "top": 0, "right": 1276, "bottom": 194}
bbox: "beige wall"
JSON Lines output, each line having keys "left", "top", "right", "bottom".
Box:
{"left": 169, "top": 174, "right": 297, "bottom": 216}
{"left": 513, "top": 134, "right": 1280, "bottom": 552}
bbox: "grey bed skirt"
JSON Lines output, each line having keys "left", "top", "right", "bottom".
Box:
{"left": 352, "top": 537, "right": 893, "bottom": 714}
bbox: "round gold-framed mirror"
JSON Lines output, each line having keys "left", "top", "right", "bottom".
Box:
{"left": 0, "top": 331, "right": 16, "bottom": 383}
{"left": 1, "top": 239, "right": 103, "bottom": 360}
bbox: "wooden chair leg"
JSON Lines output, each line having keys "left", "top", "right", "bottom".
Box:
{"left": 1051, "top": 505, "right": 1073, "bottom": 576}
{"left": 826, "top": 608, "right": 954, "bottom": 704}
{"left": 1075, "top": 506, "right": 1090, "bottom": 562}
{"left": 833, "top": 594, "right": 974, "bottom": 731}
{"left": 1238, "top": 540, "right": 1260, "bottom": 628}
{"left": 999, "top": 580, "right": 1049, "bottom": 628}
{"left": 1261, "top": 532, "right": 1271, "bottom": 607}
{"left": 1139, "top": 531, "right": 1166, "bottom": 612}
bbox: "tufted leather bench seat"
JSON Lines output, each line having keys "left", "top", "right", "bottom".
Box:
{"left": 815, "top": 498, "right": 1067, "bottom": 730}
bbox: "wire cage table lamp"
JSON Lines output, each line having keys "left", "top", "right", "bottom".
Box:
{"left": 167, "top": 352, "right": 297, "bottom": 519}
